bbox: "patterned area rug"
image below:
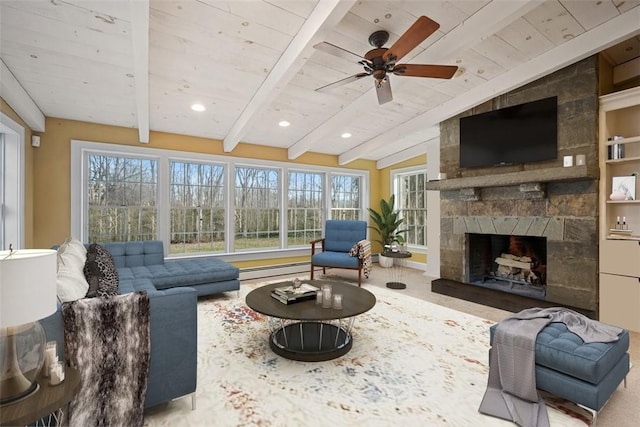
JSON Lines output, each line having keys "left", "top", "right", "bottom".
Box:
{"left": 144, "top": 281, "right": 591, "bottom": 426}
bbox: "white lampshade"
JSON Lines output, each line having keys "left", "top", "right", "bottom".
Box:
{"left": 0, "top": 249, "right": 57, "bottom": 327}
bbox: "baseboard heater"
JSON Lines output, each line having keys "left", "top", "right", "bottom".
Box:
{"left": 239, "top": 255, "right": 385, "bottom": 281}
{"left": 239, "top": 262, "right": 310, "bottom": 281}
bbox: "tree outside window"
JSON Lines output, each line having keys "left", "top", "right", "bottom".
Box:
{"left": 331, "top": 174, "right": 361, "bottom": 220}
{"left": 288, "top": 171, "right": 323, "bottom": 246}
{"left": 170, "top": 161, "right": 225, "bottom": 254}
{"left": 87, "top": 154, "right": 158, "bottom": 242}
{"left": 235, "top": 167, "right": 280, "bottom": 250}
{"left": 78, "top": 141, "right": 368, "bottom": 255}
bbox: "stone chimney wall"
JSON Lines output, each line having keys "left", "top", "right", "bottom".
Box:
{"left": 438, "top": 56, "right": 599, "bottom": 312}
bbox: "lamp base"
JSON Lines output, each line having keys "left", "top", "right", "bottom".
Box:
{"left": 0, "top": 376, "right": 39, "bottom": 405}
{"left": 0, "top": 322, "right": 46, "bottom": 405}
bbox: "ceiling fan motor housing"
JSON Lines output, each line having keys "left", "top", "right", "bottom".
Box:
{"left": 368, "top": 30, "right": 389, "bottom": 48}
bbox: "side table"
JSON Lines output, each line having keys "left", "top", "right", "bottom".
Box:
{"left": 0, "top": 367, "right": 81, "bottom": 426}
{"left": 382, "top": 251, "right": 412, "bottom": 289}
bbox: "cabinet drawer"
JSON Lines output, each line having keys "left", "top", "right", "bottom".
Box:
{"left": 600, "top": 239, "right": 640, "bottom": 277}
{"left": 599, "top": 273, "right": 640, "bottom": 332}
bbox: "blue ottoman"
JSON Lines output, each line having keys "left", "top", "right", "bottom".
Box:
{"left": 489, "top": 322, "right": 630, "bottom": 416}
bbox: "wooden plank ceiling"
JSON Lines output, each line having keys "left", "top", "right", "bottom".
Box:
{"left": 1, "top": 0, "right": 639, "bottom": 168}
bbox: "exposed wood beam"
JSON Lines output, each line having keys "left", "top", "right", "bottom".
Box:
{"left": 376, "top": 139, "right": 433, "bottom": 170}
{"left": 288, "top": 0, "right": 543, "bottom": 161}
{"left": 0, "top": 59, "right": 45, "bottom": 132}
{"left": 366, "top": 125, "right": 439, "bottom": 163}
{"left": 222, "top": 0, "right": 355, "bottom": 153}
{"left": 339, "top": 6, "right": 640, "bottom": 165}
{"left": 130, "top": 0, "right": 150, "bottom": 143}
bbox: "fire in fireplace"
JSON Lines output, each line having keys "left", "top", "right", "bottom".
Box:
{"left": 465, "top": 233, "right": 547, "bottom": 300}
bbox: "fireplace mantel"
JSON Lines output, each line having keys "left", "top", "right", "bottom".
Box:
{"left": 425, "top": 165, "right": 597, "bottom": 191}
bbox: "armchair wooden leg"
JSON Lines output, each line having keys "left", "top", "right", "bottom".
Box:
{"left": 358, "top": 269, "right": 362, "bottom": 287}
{"left": 311, "top": 265, "right": 315, "bottom": 280}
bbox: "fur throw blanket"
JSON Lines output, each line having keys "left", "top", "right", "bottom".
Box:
{"left": 62, "top": 292, "right": 151, "bottom": 427}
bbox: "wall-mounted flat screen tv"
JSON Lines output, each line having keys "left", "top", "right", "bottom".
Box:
{"left": 459, "top": 96, "right": 557, "bottom": 168}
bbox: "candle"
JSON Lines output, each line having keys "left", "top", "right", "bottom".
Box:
{"left": 49, "top": 360, "right": 65, "bottom": 386}
{"left": 44, "top": 341, "right": 57, "bottom": 378}
{"left": 321, "top": 284, "right": 332, "bottom": 308}
{"left": 332, "top": 294, "right": 343, "bottom": 310}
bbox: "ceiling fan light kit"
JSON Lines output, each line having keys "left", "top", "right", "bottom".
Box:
{"left": 314, "top": 15, "right": 458, "bottom": 105}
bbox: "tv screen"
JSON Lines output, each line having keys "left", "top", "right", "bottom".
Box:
{"left": 459, "top": 96, "right": 557, "bottom": 168}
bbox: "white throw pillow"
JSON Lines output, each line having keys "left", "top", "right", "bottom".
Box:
{"left": 56, "top": 238, "right": 89, "bottom": 302}
{"left": 56, "top": 261, "right": 90, "bottom": 302}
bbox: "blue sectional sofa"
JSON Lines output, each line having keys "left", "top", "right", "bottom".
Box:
{"left": 42, "top": 240, "right": 240, "bottom": 409}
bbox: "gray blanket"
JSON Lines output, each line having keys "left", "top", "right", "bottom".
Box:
{"left": 62, "top": 291, "right": 150, "bottom": 427}
{"left": 478, "top": 307, "right": 622, "bottom": 427}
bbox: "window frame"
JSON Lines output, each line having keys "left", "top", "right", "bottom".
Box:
{"left": 391, "top": 165, "right": 428, "bottom": 252}
{"left": 71, "top": 140, "right": 369, "bottom": 260}
{"left": 0, "top": 113, "right": 25, "bottom": 249}
{"left": 168, "top": 159, "right": 227, "bottom": 255}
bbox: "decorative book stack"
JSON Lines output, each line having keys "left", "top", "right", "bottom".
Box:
{"left": 270, "top": 283, "right": 319, "bottom": 305}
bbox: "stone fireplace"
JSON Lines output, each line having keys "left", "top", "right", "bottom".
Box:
{"left": 429, "top": 56, "right": 600, "bottom": 317}
{"left": 466, "top": 232, "right": 547, "bottom": 300}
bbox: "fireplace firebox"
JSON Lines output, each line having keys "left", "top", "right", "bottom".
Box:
{"left": 465, "top": 233, "right": 547, "bottom": 300}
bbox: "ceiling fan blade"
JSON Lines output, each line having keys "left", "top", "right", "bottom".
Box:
{"left": 375, "top": 78, "right": 393, "bottom": 105}
{"left": 383, "top": 16, "right": 440, "bottom": 63}
{"left": 315, "top": 72, "right": 370, "bottom": 93}
{"left": 313, "top": 41, "right": 366, "bottom": 62}
{"left": 393, "top": 64, "right": 458, "bottom": 79}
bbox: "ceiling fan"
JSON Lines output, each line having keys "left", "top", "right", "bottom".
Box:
{"left": 313, "top": 16, "right": 458, "bottom": 105}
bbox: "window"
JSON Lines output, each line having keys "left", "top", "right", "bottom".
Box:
{"left": 330, "top": 174, "right": 361, "bottom": 220}
{"left": 287, "top": 171, "right": 323, "bottom": 246}
{"left": 0, "top": 113, "right": 25, "bottom": 249}
{"left": 170, "top": 161, "right": 225, "bottom": 254}
{"left": 394, "top": 168, "right": 428, "bottom": 247}
{"left": 234, "top": 166, "right": 280, "bottom": 250}
{"left": 73, "top": 140, "right": 368, "bottom": 257}
{"left": 87, "top": 154, "right": 158, "bottom": 242}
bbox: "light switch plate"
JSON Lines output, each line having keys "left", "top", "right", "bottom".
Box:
{"left": 563, "top": 155, "right": 573, "bottom": 167}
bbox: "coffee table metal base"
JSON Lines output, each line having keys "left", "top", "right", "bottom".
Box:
{"left": 269, "top": 319, "right": 355, "bottom": 362}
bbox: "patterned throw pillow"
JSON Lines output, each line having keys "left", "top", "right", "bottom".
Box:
{"left": 83, "top": 243, "right": 119, "bottom": 298}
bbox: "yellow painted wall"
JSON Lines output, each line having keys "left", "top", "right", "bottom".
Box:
{"left": 0, "top": 98, "right": 35, "bottom": 247}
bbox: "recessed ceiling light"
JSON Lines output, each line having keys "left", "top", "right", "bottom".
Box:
{"left": 341, "top": 132, "right": 352, "bottom": 139}
{"left": 191, "top": 103, "right": 205, "bottom": 112}
{"left": 279, "top": 120, "right": 290, "bottom": 127}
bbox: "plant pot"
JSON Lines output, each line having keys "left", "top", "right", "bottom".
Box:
{"left": 378, "top": 254, "right": 394, "bottom": 268}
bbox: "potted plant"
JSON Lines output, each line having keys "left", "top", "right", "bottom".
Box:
{"left": 367, "top": 194, "right": 407, "bottom": 267}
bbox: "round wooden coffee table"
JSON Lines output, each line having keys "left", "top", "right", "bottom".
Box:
{"left": 245, "top": 280, "right": 376, "bottom": 362}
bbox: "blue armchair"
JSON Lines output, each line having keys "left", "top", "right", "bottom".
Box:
{"left": 310, "top": 220, "right": 368, "bottom": 286}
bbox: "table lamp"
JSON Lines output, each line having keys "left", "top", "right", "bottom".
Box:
{"left": 0, "top": 248, "right": 57, "bottom": 405}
